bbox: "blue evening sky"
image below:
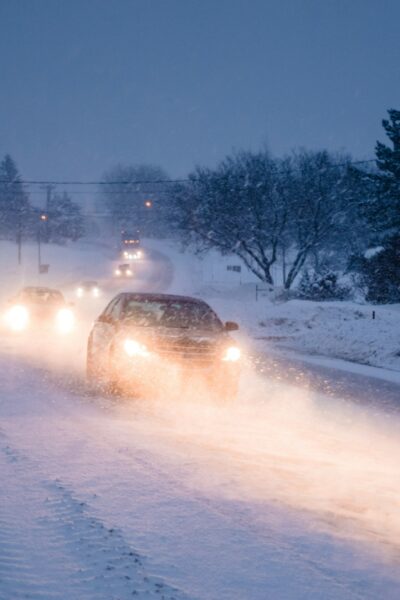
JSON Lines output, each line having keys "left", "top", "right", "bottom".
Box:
{"left": 0, "top": 0, "right": 399, "bottom": 181}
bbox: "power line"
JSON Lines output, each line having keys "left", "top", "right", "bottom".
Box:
{"left": 0, "top": 178, "right": 187, "bottom": 186}
{"left": 0, "top": 158, "right": 377, "bottom": 187}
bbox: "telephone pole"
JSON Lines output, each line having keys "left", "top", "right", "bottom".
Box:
{"left": 41, "top": 184, "right": 55, "bottom": 242}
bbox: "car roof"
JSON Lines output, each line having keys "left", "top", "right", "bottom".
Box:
{"left": 117, "top": 292, "right": 209, "bottom": 305}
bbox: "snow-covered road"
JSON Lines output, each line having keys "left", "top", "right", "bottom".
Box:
{"left": 2, "top": 350, "right": 400, "bottom": 599}
{"left": 253, "top": 350, "right": 400, "bottom": 415}
{"left": 1, "top": 240, "right": 400, "bottom": 599}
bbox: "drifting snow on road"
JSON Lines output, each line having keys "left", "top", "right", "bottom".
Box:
{"left": 1, "top": 240, "right": 400, "bottom": 599}
{"left": 0, "top": 439, "right": 184, "bottom": 600}
{"left": 1, "top": 349, "right": 400, "bottom": 599}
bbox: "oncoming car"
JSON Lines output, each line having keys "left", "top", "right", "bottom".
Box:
{"left": 86, "top": 293, "right": 241, "bottom": 399}
{"left": 3, "top": 287, "right": 75, "bottom": 334}
{"left": 121, "top": 248, "right": 143, "bottom": 260}
{"left": 114, "top": 264, "right": 133, "bottom": 278}
{"left": 76, "top": 281, "right": 100, "bottom": 298}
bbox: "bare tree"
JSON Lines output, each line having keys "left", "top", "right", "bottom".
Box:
{"left": 172, "top": 149, "right": 362, "bottom": 289}
{"left": 173, "top": 151, "right": 290, "bottom": 284}
{"left": 283, "top": 150, "right": 356, "bottom": 289}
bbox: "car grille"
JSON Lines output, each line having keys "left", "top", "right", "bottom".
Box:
{"left": 155, "top": 338, "right": 217, "bottom": 368}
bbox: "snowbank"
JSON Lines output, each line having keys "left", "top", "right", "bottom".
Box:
{"left": 255, "top": 300, "right": 400, "bottom": 371}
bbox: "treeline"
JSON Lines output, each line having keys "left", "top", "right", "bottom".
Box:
{"left": 0, "top": 155, "right": 84, "bottom": 245}
{"left": 121, "top": 108, "right": 397, "bottom": 304}
{"left": 3, "top": 107, "right": 399, "bottom": 303}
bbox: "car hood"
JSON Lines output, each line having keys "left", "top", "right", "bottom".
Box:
{"left": 24, "top": 302, "right": 66, "bottom": 319}
{"left": 119, "top": 325, "right": 228, "bottom": 344}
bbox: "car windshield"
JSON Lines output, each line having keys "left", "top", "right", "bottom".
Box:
{"left": 82, "top": 281, "right": 97, "bottom": 288}
{"left": 122, "top": 299, "right": 222, "bottom": 331}
{"left": 20, "top": 289, "right": 64, "bottom": 304}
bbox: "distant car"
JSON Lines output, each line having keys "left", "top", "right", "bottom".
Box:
{"left": 121, "top": 248, "right": 143, "bottom": 260}
{"left": 76, "top": 281, "right": 100, "bottom": 298}
{"left": 121, "top": 231, "right": 140, "bottom": 247}
{"left": 114, "top": 264, "right": 133, "bottom": 278}
{"left": 86, "top": 292, "right": 241, "bottom": 399}
{"left": 2, "top": 286, "right": 75, "bottom": 334}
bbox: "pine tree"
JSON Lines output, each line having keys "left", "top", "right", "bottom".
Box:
{"left": 50, "top": 192, "right": 84, "bottom": 242}
{"left": 0, "top": 154, "right": 30, "bottom": 240}
{"left": 348, "top": 109, "right": 400, "bottom": 302}
{"left": 372, "top": 109, "right": 400, "bottom": 234}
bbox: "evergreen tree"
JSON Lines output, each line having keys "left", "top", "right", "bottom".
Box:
{"left": 50, "top": 192, "right": 84, "bottom": 242}
{"left": 297, "top": 267, "right": 350, "bottom": 301}
{"left": 372, "top": 108, "right": 400, "bottom": 235}
{"left": 350, "top": 237, "right": 400, "bottom": 303}
{"left": 348, "top": 109, "right": 400, "bottom": 302}
{"left": 0, "top": 154, "right": 30, "bottom": 240}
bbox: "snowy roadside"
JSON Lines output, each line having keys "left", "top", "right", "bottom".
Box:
{"left": 250, "top": 300, "right": 400, "bottom": 374}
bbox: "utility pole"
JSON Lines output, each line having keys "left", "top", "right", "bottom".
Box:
{"left": 41, "top": 184, "right": 55, "bottom": 242}
{"left": 16, "top": 203, "right": 23, "bottom": 266}
{"left": 17, "top": 228, "right": 22, "bottom": 265}
{"left": 38, "top": 214, "right": 47, "bottom": 272}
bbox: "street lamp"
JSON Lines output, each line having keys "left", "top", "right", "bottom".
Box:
{"left": 38, "top": 213, "right": 48, "bottom": 272}
{"left": 144, "top": 200, "right": 152, "bottom": 208}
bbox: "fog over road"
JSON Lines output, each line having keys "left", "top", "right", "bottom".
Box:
{"left": 1, "top": 243, "right": 400, "bottom": 600}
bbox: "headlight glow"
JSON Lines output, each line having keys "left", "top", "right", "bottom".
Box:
{"left": 115, "top": 269, "right": 121, "bottom": 276}
{"left": 126, "top": 269, "right": 132, "bottom": 276}
{"left": 92, "top": 287, "right": 100, "bottom": 297}
{"left": 222, "top": 346, "right": 241, "bottom": 362}
{"left": 76, "top": 287, "right": 83, "bottom": 298}
{"left": 56, "top": 308, "right": 74, "bottom": 334}
{"left": 123, "top": 339, "right": 150, "bottom": 358}
{"left": 4, "top": 305, "right": 29, "bottom": 332}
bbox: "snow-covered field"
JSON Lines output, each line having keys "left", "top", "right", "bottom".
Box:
{"left": 1, "top": 239, "right": 400, "bottom": 599}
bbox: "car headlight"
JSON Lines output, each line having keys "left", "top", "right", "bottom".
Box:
{"left": 76, "top": 287, "right": 83, "bottom": 297}
{"left": 56, "top": 308, "right": 74, "bottom": 333}
{"left": 4, "top": 305, "right": 29, "bottom": 332}
{"left": 123, "top": 339, "right": 150, "bottom": 358}
{"left": 222, "top": 346, "right": 241, "bottom": 362}
{"left": 126, "top": 269, "right": 132, "bottom": 276}
{"left": 92, "top": 287, "right": 100, "bottom": 297}
{"left": 115, "top": 269, "right": 121, "bottom": 276}
{"left": 123, "top": 251, "right": 129, "bottom": 259}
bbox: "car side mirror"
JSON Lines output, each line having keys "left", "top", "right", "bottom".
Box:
{"left": 97, "top": 314, "right": 113, "bottom": 324}
{"left": 224, "top": 321, "right": 239, "bottom": 332}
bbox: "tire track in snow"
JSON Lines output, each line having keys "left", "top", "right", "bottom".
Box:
{"left": 0, "top": 439, "right": 188, "bottom": 600}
